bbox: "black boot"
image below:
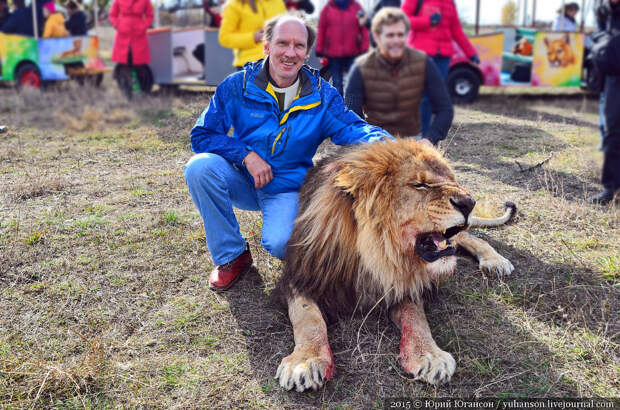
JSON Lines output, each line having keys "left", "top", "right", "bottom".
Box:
{"left": 588, "top": 188, "right": 617, "bottom": 205}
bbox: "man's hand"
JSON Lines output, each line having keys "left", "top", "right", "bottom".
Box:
{"left": 254, "top": 29, "right": 264, "bottom": 43}
{"left": 243, "top": 151, "right": 273, "bottom": 189}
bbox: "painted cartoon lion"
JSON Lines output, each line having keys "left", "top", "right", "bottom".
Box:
{"left": 275, "top": 139, "right": 516, "bottom": 392}
{"left": 544, "top": 34, "right": 575, "bottom": 68}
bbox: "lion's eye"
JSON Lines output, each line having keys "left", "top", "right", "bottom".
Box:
{"left": 410, "top": 183, "right": 430, "bottom": 189}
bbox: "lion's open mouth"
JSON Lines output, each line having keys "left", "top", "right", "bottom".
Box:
{"left": 414, "top": 225, "right": 466, "bottom": 263}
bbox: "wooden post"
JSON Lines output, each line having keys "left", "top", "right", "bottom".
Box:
{"left": 475, "top": 0, "right": 480, "bottom": 35}
{"left": 94, "top": 0, "right": 99, "bottom": 37}
{"left": 32, "top": 0, "right": 38, "bottom": 38}
{"left": 155, "top": 0, "right": 160, "bottom": 28}
{"left": 580, "top": 0, "right": 586, "bottom": 32}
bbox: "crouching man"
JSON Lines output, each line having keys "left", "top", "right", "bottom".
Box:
{"left": 344, "top": 7, "right": 453, "bottom": 145}
{"left": 185, "top": 14, "right": 391, "bottom": 291}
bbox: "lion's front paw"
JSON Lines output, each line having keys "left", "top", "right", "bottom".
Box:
{"left": 479, "top": 253, "right": 514, "bottom": 276}
{"left": 399, "top": 348, "right": 456, "bottom": 385}
{"left": 276, "top": 348, "right": 335, "bottom": 392}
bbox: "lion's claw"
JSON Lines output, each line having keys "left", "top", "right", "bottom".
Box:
{"left": 399, "top": 349, "right": 456, "bottom": 385}
{"left": 479, "top": 254, "right": 514, "bottom": 276}
{"left": 276, "top": 351, "right": 335, "bottom": 392}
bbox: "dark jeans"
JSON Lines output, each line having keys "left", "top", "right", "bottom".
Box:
{"left": 328, "top": 57, "right": 354, "bottom": 96}
{"left": 116, "top": 49, "right": 150, "bottom": 98}
{"left": 421, "top": 55, "right": 451, "bottom": 135}
{"left": 602, "top": 75, "right": 620, "bottom": 191}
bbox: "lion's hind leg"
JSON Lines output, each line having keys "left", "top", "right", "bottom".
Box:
{"left": 391, "top": 300, "right": 456, "bottom": 385}
{"left": 453, "top": 231, "right": 514, "bottom": 276}
{"left": 276, "top": 293, "right": 335, "bottom": 392}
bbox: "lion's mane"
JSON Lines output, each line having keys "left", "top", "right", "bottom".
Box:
{"left": 278, "top": 140, "right": 455, "bottom": 317}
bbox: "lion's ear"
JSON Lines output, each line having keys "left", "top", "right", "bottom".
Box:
{"left": 333, "top": 161, "right": 369, "bottom": 198}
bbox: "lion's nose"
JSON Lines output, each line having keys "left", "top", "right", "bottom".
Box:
{"left": 450, "top": 195, "right": 476, "bottom": 220}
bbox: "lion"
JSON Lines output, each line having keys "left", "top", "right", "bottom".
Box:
{"left": 544, "top": 34, "right": 575, "bottom": 68}
{"left": 513, "top": 38, "right": 533, "bottom": 56}
{"left": 275, "top": 139, "right": 516, "bottom": 392}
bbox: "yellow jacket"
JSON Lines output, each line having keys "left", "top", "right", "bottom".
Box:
{"left": 43, "top": 13, "right": 68, "bottom": 38}
{"left": 219, "top": 0, "right": 285, "bottom": 67}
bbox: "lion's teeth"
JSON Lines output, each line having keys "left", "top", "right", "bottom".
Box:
{"left": 438, "top": 240, "right": 447, "bottom": 249}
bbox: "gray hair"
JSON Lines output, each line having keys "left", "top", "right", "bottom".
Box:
{"left": 263, "top": 14, "right": 316, "bottom": 51}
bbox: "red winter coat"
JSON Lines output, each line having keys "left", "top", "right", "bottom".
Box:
{"left": 110, "top": 0, "right": 154, "bottom": 65}
{"left": 402, "top": 0, "right": 475, "bottom": 59}
{"left": 316, "top": 0, "right": 369, "bottom": 58}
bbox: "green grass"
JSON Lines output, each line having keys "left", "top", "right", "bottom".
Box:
{"left": 0, "top": 86, "right": 617, "bottom": 407}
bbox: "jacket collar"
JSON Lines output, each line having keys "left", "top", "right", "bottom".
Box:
{"left": 244, "top": 58, "right": 320, "bottom": 102}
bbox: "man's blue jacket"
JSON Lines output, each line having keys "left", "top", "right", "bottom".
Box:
{"left": 190, "top": 58, "right": 392, "bottom": 194}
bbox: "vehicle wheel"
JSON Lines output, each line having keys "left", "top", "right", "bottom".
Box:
{"left": 15, "top": 63, "right": 42, "bottom": 90}
{"left": 446, "top": 66, "right": 481, "bottom": 103}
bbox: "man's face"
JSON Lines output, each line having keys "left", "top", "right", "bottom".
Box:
{"left": 374, "top": 21, "right": 408, "bottom": 62}
{"left": 264, "top": 20, "right": 309, "bottom": 87}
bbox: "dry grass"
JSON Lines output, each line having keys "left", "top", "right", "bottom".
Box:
{"left": 0, "top": 81, "right": 618, "bottom": 408}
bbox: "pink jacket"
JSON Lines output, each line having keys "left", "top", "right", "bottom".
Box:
{"left": 402, "top": 0, "right": 475, "bottom": 59}
{"left": 316, "top": 0, "right": 369, "bottom": 58}
{"left": 110, "top": 0, "right": 154, "bottom": 65}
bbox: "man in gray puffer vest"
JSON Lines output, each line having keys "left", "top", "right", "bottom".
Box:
{"left": 344, "top": 7, "right": 453, "bottom": 145}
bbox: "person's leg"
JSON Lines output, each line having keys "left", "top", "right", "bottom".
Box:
{"left": 329, "top": 58, "right": 345, "bottom": 95}
{"left": 599, "top": 90, "right": 606, "bottom": 150}
{"left": 602, "top": 76, "right": 620, "bottom": 194}
{"left": 117, "top": 49, "right": 134, "bottom": 99}
{"left": 258, "top": 191, "right": 299, "bottom": 259}
{"left": 184, "top": 153, "right": 260, "bottom": 265}
{"left": 433, "top": 56, "right": 451, "bottom": 79}
{"left": 591, "top": 76, "right": 620, "bottom": 204}
{"left": 421, "top": 56, "right": 452, "bottom": 135}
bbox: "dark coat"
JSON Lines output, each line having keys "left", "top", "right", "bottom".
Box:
{"left": 1, "top": 6, "right": 33, "bottom": 35}
{"left": 65, "top": 10, "right": 87, "bottom": 36}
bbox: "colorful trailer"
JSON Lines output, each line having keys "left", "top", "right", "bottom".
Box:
{"left": 141, "top": 25, "right": 322, "bottom": 90}
{"left": 0, "top": 33, "right": 107, "bottom": 88}
{"left": 446, "top": 29, "right": 586, "bottom": 102}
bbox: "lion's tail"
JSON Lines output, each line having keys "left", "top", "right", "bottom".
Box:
{"left": 468, "top": 201, "right": 517, "bottom": 228}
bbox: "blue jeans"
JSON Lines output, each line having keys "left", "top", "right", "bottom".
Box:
{"left": 184, "top": 153, "right": 299, "bottom": 266}
{"left": 421, "top": 56, "right": 451, "bottom": 135}
{"left": 329, "top": 57, "right": 354, "bottom": 96}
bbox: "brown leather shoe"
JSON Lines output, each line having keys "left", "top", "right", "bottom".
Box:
{"left": 209, "top": 245, "right": 253, "bottom": 291}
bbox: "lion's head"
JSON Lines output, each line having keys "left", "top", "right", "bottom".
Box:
{"left": 544, "top": 34, "right": 575, "bottom": 68}
{"left": 281, "top": 139, "right": 476, "bottom": 313}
